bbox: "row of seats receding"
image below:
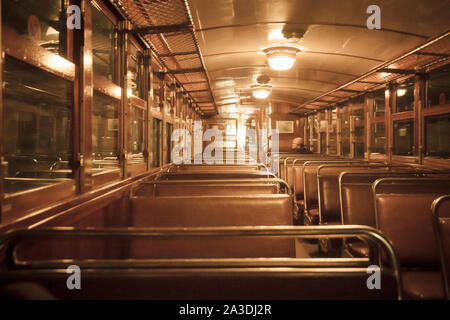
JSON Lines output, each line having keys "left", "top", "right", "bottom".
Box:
{"left": 280, "top": 153, "right": 450, "bottom": 299}
{"left": 0, "top": 160, "right": 404, "bottom": 299}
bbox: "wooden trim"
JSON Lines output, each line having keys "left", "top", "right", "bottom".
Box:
{"left": 91, "top": 0, "right": 119, "bottom": 25}
{"left": 2, "top": 180, "right": 76, "bottom": 225}
{"left": 0, "top": 167, "right": 166, "bottom": 233}
{"left": 391, "top": 111, "right": 414, "bottom": 121}
{"left": 423, "top": 157, "right": 450, "bottom": 169}
{"left": 423, "top": 104, "right": 450, "bottom": 116}
{"left": 2, "top": 27, "right": 76, "bottom": 82}
{"left": 93, "top": 74, "right": 122, "bottom": 99}
{"left": 128, "top": 95, "right": 146, "bottom": 109}
{"left": 92, "top": 169, "right": 121, "bottom": 188}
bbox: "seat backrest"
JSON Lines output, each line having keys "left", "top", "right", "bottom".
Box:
{"left": 157, "top": 172, "right": 274, "bottom": 180}
{"left": 131, "top": 194, "right": 293, "bottom": 227}
{"left": 431, "top": 195, "right": 450, "bottom": 299}
{"left": 318, "top": 165, "right": 416, "bottom": 224}
{"left": 374, "top": 179, "right": 450, "bottom": 269}
{"left": 133, "top": 183, "right": 279, "bottom": 197}
{"left": 173, "top": 164, "right": 260, "bottom": 172}
{"left": 130, "top": 194, "right": 294, "bottom": 258}
{"left": 303, "top": 160, "right": 367, "bottom": 211}
{"left": 340, "top": 171, "right": 437, "bottom": 227}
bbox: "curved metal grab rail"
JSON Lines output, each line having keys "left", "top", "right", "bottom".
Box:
{"left": 0, "top": 225, "right": 402, "bottom": 299}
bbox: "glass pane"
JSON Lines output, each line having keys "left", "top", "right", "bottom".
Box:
{"left": 328, "top": 109, "right": 337, "bottom": 155}
{"left": 353, "top": 108, "right": 365, "bottom": 158}
{"left": 425, "top": 113, "right": 450, "bottom": 159}
{"left": 166, "top": 123, "right": 173, "bottom": 163}
{"left": 91, "top": 3, "right": 115, "bottom": 82}
{"left": 393, "top": 120, "right": 414, "bottom": 156}
{"left": 128, "top": 42, "right": 144, "bottom": 99}
{"left": 311, "top": 115, "right": 318, "bottom": 153}
{"left": 152, "top": 118, "right": 162, "bottom": 167}
{"left": 130, "top": 107, "right": 145, "bottom": 163}
{"left": 373, "top": 89, "right": 385, "bottom": 117}
{"left": 427, "top": 64, "right": 450, "bottom": 107}
{"left": 152, "top": 71, "right": 162, "bottom": 110}
{"left": 396, "top": 80, "right": 414, "bottom": 113}
{"left": 371, "top": 123, "right": 386, "bottom": 154}
{"left": 2, "top": 0, "right": 66, "bottom": 57}
{"left": 3, "top": 56, "right": 73, "bottom": 193}
{"left": 341, "top": 109, "right": 350, "bottom": 156}
{"left": 92, "top": 91, "right": 120, "bottom": 170}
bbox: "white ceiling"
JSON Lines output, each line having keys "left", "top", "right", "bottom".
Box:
{"left": 187, "top": 0, "right": 450, "bottom": 114}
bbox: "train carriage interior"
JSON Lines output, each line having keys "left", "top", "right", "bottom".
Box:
{"left": 0, "top": 0, "right": 449, "bottom": 301}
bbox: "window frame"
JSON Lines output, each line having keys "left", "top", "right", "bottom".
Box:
{"left": 1, "top": 0, "right": 78, "bottom": 221}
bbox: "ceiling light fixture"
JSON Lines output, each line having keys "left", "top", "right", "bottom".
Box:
{"left": 250, "top": 84, "right": 272, "bottom": 99}
{"left": 397, "top": 88, "right": 407, "bottom": 97}
{"left": 264, "top": 46, "right": 300, "bottom": 71}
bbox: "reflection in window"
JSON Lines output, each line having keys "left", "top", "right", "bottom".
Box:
{"left": 130, "top": 107, "right": 145, "bottom": 163}
{"left": 3, "top": 56, "right": 73, "bottom": 193}
{"left": 341, "top": 109, "right": 350, "bottom": 156}
{"left": 166, "top": 123, "right": 173, "bottom": 163}
{"left": 128, "top": 42, "right": 144, "bottom": 99}
{"left": 152, "top": 118, "right": 162, "bottom": 167}
{"left": 371, "top": 123, "right": 386, "bottom": 154}
{"left": 393, "top": 120, "right": 414, "bottom": 156}
{"left": 353, "top": 109, "right": 365, "bottom": 158}
{"left": 427, "top": 64, "right": 450, "bottom": 107}
{"left": 373, "top": 89, "right": 386, "bottom": 117}
{"left": 396, "top": 81, "right": 414, "bottom": 113}
{"left": 328, "top": 109, "right": 337, "bottom": 155}
{"left": 91, "top": 2, "right": 115, "bottom": 82}
{"left": 2, "top": 0, "right": 66, "bottom": 57}
{"left": 425, "top": 113, "right": 450, "bottom": 159}
{"left": 92, "top": 92, "right": 120, "bottom": 170}
{"left": 152, "top": 71, "right": 163, "bottom": 110}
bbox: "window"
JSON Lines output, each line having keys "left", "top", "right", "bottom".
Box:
{"left": 166, "top": 123, "right": 173, "bottom": 163}
{"left": 373, "top": 89, "right": 386, "bottom": 118}
{"left": 353, "top": 108, "right": 365, "bottom": 158}
{"left": 128, "top": 42, "right": 144, "bottom": 99}
{"left": 3, "top": 56, "right": 73, "bottom": 193}
{"left": 130, "top": 107, "right": 145, "bottom": 163}
{"left": 427, "top": 64, "right": 450, "bottom": 107}
{"left": 371, "top": 123, "right": 386, "bottom": 154}
{"left": 328, "top": 109, "right": 337, "bottom": 155}
{"left": 92, "top": 92, "right": 120, "bottom": 170}
{"left": 91, "top": 2, "right": 116, "bottom": 82}
{"left": 393, "top": 120, "right": 414, "bottom": 156}
{"left": 396, "top": 80, "right": 415, "bottom": 113}
{"left": 152, "top": 118, "right": 162, "bottom": 167}
{"left": 425, "top": 113, "right": 450, "bottom": 159}
{"left": 341, "top": 108, "right": 350, "bottom": 156}
{"left": 152, "top": 68, "right": 163, "bottom": 110}
{"left": 2, "top": 0, "right": 67, "bottom": 57}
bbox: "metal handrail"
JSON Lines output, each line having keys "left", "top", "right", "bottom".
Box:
{"left": 431, "top": 195, "right": 450, "bottom": 300}
{"left": 132, "top": 178, "right": 291, "bottom": 197}
{"left": 0, "top": 225, "right": 402, "bottom": 299}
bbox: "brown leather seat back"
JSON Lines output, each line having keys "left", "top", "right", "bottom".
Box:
{"left": 158, "top": 172, "right": 273, "bottom": 180}
{"left": 303, "top": 164, "right": 320, "bottom": 210}
{"left": 173, "top": 164, "right": 260, "bottom": 172}
{"left": 293, "top": 166, "right": 304, "bottom": 198}
{"left": 318, "top": 166, "right": 409, "bottom": 224}
{"left": 130, "top": 195, "right": 295, "bottom": 258}
{"left": 131, "top": 195, "right": 292, "bottom": 227}
{"left": 432, "top": 195, "right": 450, "bottom": 296}
{"left": 134, "top": 183, "right": 279, "bottom": 197}
{"left": 340, "top": 171, "right": 432, "bottom": 227}
{"left": 374, "top": 180, "right": 450, "bottom": 269}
